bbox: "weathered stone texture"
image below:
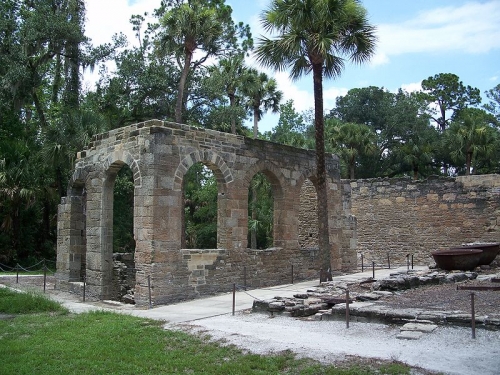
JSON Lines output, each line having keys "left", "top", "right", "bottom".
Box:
{"left": 56, "top": 120, "right": 349, "bottom": 306}
{"left": 344, "top": 175, "right": 500, "bottom": 267}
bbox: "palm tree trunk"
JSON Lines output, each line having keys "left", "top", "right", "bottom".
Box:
{"left": 229, "top": 92, "right": 236, "bottom": 134}
{"left": 175, "top": 51, "right": 192, "bottom": 123}
{"left": 466, "top": 152, "right": 472, "bottom": 175}
{"left": 253, "top": 106, "right": 259, "bottom": 139}
{"left": 312, "top": 63, "right": 331, "bottom": 281}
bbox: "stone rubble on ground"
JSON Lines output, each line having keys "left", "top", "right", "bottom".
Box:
{"left": 252, "top": 268, "right": 500, "bottom": 332}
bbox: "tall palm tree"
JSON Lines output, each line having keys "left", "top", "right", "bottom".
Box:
{"left": 207, "top": 54, "right": 249, "bottom": 134}
{"left": 243, "top": 69, "right": 283, "bottom": 138}
{"left": 256, "top": 0, "right": 376, "bottom": 278}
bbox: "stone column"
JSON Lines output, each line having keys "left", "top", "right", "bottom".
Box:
{"left": 55, "top": 196, "right": 85, "bottom": 284}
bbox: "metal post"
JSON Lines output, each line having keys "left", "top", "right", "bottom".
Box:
{"left": 346, "top": 290, "right": 350, "bottom": 329}
{"left": 232, "top": 283, "right": 236, "bottom": 316}
{"left": 83, "top": 276, "right": 86, "bottom": 302}
{"left": 291, "top": 264, "right": 294, "bottom": 285}
{"left": 361, "top": 254, "right": 364, "bottom": 272}
{"left": 148, "top": 275, "right": 152, "bottom": 309}
{"left": 43, "top": 265, "right": 47, "bottom": 293}
{"left": 372, "top": 261, "right": 375, "bottom": 279}
{"left": 411, "top": 254, "right": 414, "bottom": 270}
{"left": 387, "top": 253, "right": 390, "bottom": 269}
{"left": 16, "top": 264, "right": 19, "bottom": 283}
{"left": 243, "top": 266, "right": 247, "bottom": 291}
{"left": 471, "top": 293, "right": 476, "bottom": 339}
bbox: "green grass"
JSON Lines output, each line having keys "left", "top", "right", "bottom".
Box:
{"left": 0, "top": 290, "right": 417, "bottom": 375}
{"left": 0, "top": 288, "right": 68, "bottom": 314}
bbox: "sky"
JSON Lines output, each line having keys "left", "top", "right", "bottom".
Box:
{"left": 84, "top": 0, "right": 500, "bottom": 133}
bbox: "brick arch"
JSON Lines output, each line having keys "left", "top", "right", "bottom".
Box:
{"left": 173, "top": 150, "right": 233, "bottom": 191}
{"left": 296, "top": 168, "right": 318, "bottom": 191}
{"left": 242, "top": 159, "right": 286, "bottom": 199}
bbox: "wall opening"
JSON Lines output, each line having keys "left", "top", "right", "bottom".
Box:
{"left": 183, "top": 163, "right": 218, "bottom": 249}
{"left": 248, "top": 172, "right": 274, "bottom": 249}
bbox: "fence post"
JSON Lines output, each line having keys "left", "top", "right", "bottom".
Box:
{"left": 148, "top": 275, "right": 152, "bottom": 309}
{"left": 345, "top": 290, "right": 350, "bottom": 329}
{"left": 43, "top": 264, "right": 47, "bottom": 293}
{"left": 411, "top": 254, "right": 414, "bottom": 270}
{"left": 372, "top": 261, "right": 375, "bottom": 279}
{"left": 361, "top": 254, "right": 364, "bottom": 272}
{"left": 16, "top": 264, "right": 19, "bottom": 283}
{"left": 471, "top": 293, "right": 476, "bottom": 339}
{"left": 387, "top": 253, "right": 391, "bottom": 269}
{"left": 232, "top": 283, "right": 236, "bottom": 316}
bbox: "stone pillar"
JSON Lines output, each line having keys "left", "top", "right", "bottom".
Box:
{"left": 55, "top": 196, "right": 85, "bottom": 284}
{"left": 85, "top": 173, "right": 114, "bottom": 299}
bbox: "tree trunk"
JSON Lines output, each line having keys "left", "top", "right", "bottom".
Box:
{"left": 229, "top": 92, "right": 236, "bottom": 134}
{"left": 253, "top": 105, "right": 259, "bottom": 139}
{"left": 175, "top": 50, "right": 193, "bottom": 123}
{"left": 466, "top": 151, "right": 472, "bottom": 175}
{"left": 349, "top": 155, "right": 355, "bottom": 179}
{"left": 312, "top": 63, "right": 332, "bottom": 281}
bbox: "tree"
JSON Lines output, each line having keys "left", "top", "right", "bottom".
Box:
{"left": 421, "top": 73, "right": 481, "bottom": 132}
{"left": 256, "top": 0, "right": 376, "bottom": 278}
{"left": 444, "top": 108, "right": 498, "bottom": 175}
{"left": 269, "top": 100, "right": 310, "bottom": 148}
{"left": 484, "top": 84, "right": 500, "bottom": 124}
{"left": 328, "top": 120, "right": 377, "bottom": 179}
{"left": 205, "top": 54, "right": 249, "bottom": 134}
{"left": 159, "top": 0, "right": 252, "bottom": 123}
{"left": 243, "top": 69, "right": 283, "bottom": 138}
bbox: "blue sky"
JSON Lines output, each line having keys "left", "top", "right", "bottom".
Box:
{"left": 85, "top": 0, "right": 500, "bottom": 132}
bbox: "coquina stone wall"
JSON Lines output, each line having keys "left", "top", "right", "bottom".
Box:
{"left": 56, "top": 120, "right": 356, "bottom": 306}
{"left": 342, "top": 175, "right": 500, "bottom": 267}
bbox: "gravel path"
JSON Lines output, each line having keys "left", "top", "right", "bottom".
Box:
{"left": 176, "top": 311, "right": 500, "bottom": 375}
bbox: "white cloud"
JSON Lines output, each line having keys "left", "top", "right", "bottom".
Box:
{"left": 371, "top": 1, "right": 500, "bottom": 66}
{"left": 400, "top": 82, "right": 423, "bottom": 93}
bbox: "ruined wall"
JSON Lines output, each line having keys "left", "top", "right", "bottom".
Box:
{"left": 342, "top": 175, "right": 500, "bottom": 267}
{"left": 57, "top": 120, "right": 351, "bottom": 306}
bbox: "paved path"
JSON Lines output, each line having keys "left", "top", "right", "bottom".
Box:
{"left": 43, "top": 266, "right": 427, "bottom": 323}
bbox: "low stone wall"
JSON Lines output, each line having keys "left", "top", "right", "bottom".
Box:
{"left": 342, "top": 174, "right": 500, "bottom": 267}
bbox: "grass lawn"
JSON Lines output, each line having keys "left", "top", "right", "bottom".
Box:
{"left": 0, "top": 288, "right": 412, "bottom": 375}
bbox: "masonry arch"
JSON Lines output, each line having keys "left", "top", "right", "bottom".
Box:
{"left": 173, "top": 150, "right": 232, "bottom": 249}
{"left": 243, "top": 160, "right": 286, "bottom": 249}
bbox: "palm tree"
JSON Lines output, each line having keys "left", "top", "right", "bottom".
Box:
{"left": 207, "top": 54, "right": 249, "bottom": 134}
{"left": 243, "top": 69, "right": 283, "bottom": 138}
{"left": 159, "top": 0, "right": 250, "bottom": 124}
{"left": 255, "top": 0, "right": 376, "bottom": 278}
{"left": 445, "top": 108, "right": 498, "bottom": 175}
{"left": 329, "top": 121, "right": 377, "bottom": 179}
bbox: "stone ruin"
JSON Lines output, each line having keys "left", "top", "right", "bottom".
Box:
{"left": 55, "top": 120, "right": 356, "bottom": 306}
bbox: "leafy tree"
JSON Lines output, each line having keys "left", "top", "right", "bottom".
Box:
{"left": 444, "top": 108, "right": 499, "bottom": 175}
{"left": 268, "top": 100, "right": 311, "bottom": 148}
{"left": 159, "top": 0, "right": 252, "bottom": 123}
{"left": 243, "top": 69, "right": 283, "bottom": 138}
{"left": 248, "top": 173, "right": 273, "bottom": 249}
{"left": 327, "top": 119, "right": 377, "bottom": 179}
{"left": 386, "top": 90, "right": 438, "bottom": 179}
{"left": 484, "top": 84, "right": 500, "bottom": 124}
{"left": 183, "top": 164, "right": 218, "bottom": 249}
{"left": 421, "top": 73, "right": 481, "bottom": 131}
{"left": 256, "top": 0, "right": 376, "bottom": 277}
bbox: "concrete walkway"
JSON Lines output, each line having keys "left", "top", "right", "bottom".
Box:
{"left": 44, "top": 266, "right": 427, "bottom": 323}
